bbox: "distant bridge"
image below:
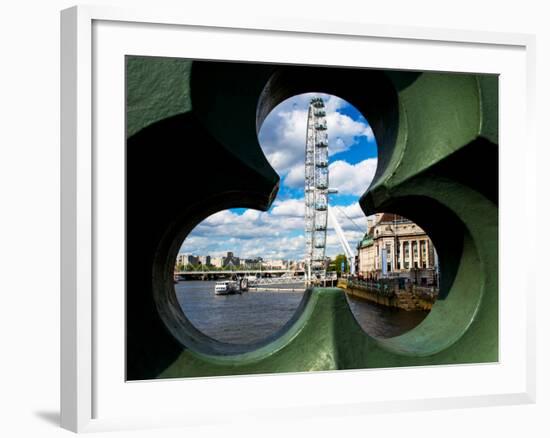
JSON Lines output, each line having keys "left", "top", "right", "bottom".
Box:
{"left": 175, "top": 269, "right": 305, "bottom": 280}
{"left": 174, "top": 270, "right": 337, "bottom": 288}
{"left": 248, "top": 272, "right": 337, "bottom": 288}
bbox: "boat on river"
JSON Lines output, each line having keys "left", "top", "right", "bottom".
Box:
{"left": 214, "top": 278, "right": 249, "bottom": 295}
{"left": 214, "top": 280, "right": 240, "bottom": 295}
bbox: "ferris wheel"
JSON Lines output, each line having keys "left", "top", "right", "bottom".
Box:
{"left": 304, "top": 97, "right": 330, "bottom": 282}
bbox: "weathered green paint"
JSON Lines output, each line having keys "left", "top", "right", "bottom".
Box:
{"left": 126, "top": 57, "right": 498, "bottom": 380}
{"left": 478, "top": 74, "right": 499, "bottom": 143}
{"left": 388, "top": 73, "right": 481, "bottom": 185}
{"left": 126, "top": 56, "right": 192, "bottom": 138}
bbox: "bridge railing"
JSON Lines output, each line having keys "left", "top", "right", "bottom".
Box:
{"left": 175, "top": 269, "right": 304, "bottom": 276}
{"left": 346, "top": 278, "right": 439, "bottom": 301}
{"left": 250, "top": 276, "right": 306, "bottom": 286}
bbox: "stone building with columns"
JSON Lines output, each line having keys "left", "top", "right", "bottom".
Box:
{"left": 357, "top": 213, "right": 438, "bottom": 286}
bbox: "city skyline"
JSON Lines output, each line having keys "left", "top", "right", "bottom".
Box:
{"left": 176, "top": 253, "right": 303, "bottom": 268}
{"left": 179, "top": 93, "right": 378, "bottom": 260}
{"left": 176, "top": 250, "right": 305, "bottom": 265}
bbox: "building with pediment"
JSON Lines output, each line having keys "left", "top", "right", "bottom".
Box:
{"left": 357, "top": 213, "right": 438, "bottom": 286}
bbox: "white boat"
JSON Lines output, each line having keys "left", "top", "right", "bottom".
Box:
{"left": 245, "top": 275, "right": 257, "bottom": 286}
{"left": 214, "top": 280, "right": 239, "bottom": 295}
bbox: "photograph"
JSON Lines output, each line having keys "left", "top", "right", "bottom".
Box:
{"left": 125, "top": 56, "right": 498, "bottom": 380}
{"left": 0, "top": 0, "right": 544, "bottom": 435}
{"left": 0, "top": 0, "right": 541, "bottom": 434}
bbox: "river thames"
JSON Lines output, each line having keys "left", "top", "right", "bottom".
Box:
{"left": 175, "top": 280, "right": 429, "bottom": 344}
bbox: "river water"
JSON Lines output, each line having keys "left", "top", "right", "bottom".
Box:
{"left": 175, "top": 280, "right": 429, "bottom": 344}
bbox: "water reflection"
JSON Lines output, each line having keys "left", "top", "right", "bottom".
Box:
{"left": 345, "top": 295, "right": 429, "bottom": 338}
{"left": 176, "top": 280, "right": 430, "bottom": 344}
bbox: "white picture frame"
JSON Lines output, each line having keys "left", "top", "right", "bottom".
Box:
{"left": 60, "top": 4, "right": 536, "bottom": 433}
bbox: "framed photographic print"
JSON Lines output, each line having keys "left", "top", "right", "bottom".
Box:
{"left": 61, "top": 5, "right": 536, "bottom": 433}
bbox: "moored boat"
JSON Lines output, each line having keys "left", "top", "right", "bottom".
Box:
{"left": 214, "top": 280, "right": 239, "bottom": 295}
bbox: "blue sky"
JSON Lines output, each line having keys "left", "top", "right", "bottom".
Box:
{"left": 179, "top": 93, "right": 378, "bottom": 261}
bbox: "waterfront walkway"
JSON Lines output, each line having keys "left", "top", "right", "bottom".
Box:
{"left": 339, "top": 278, "right": 438, "bottom": 311}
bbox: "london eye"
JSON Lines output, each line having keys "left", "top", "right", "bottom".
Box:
{"left": 304, "top": 97, "right": 330, "bottom": 283}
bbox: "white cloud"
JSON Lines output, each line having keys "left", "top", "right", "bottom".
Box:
{"left": 270, "top": 198, "right": 305, "bottom": 217}
{"left": 328, "top": 159, "right": 377, "bottom": 195}
{"left": 284, "top": 158, "right": 377, "bottom": 193}
{"left": 329, "top": 205, "right": 368, "bottom": 233}
{"left": 180, "top": 200, "right": 376, "bottom": 261}
{"left": 283, "top": 164, "right": 305, "bottom": 188}
{"left": 201, "top": 210, "right": 238, "bottom": 226}
{"left": 258, "top": 92, "right": 376, "bottom": 178}
{"left": 180, "top": 93, "right": 378, "bottom": 261}
{"left": 326, "top": 111, "right": 375, "bottom": 156}
{"left": 259, "top": 107, "right": 308, "bottom": 177}
{"left": 241, "top": 209, "right": 262, "bottom": 221}
{"left": 324, "top": 95, "right": 347, "bottom": 113}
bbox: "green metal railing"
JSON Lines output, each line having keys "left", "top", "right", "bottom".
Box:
{"left": 126, "top": 57, "right": 498, "bottom": 380}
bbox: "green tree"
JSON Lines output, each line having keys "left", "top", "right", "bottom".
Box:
{"left": 333, "top": 254, "right": 348, "bottom": 275}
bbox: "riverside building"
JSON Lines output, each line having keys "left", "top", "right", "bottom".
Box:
{"left": 356, "top": 213, "right": 438, "bottom": 286}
